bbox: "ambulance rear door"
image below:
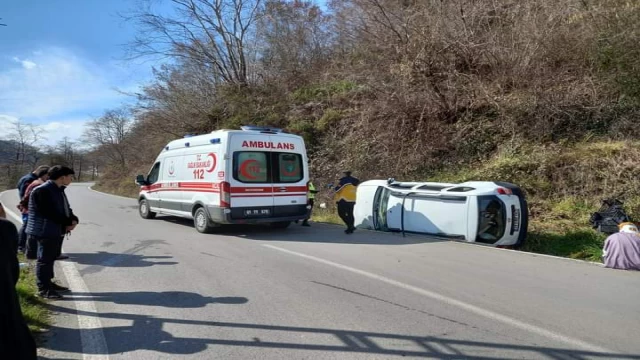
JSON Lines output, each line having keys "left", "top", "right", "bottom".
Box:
{"left": 228, "top": 133, "right": 276, "bottom": 220}
{"left": 271, "top": 135, "right": 307, "bottom": 219}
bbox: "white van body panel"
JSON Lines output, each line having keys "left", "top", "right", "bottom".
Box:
{"left": 354, "top": 180, "right": 528, "bottom": 247}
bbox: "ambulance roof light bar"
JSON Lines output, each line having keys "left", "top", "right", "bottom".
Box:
{"left": 240, "top": 125, "right": 283, "bottom": 134}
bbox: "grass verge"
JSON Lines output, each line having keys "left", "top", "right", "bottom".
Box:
{"left": 16, "top": 254, "right": 50, "bottom": 337}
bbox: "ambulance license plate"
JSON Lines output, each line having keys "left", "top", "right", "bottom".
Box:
{"left": 244, "top": 209, "right": 270, "bottom": 216}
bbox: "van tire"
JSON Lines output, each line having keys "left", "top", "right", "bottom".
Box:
{"left": 194, "top": 207, "right": 215, "bottom": 233}
{"left": 139, "top": 199, "right": 156, "bottom": 219}
{"left": 270, "top": 221, "right": 291, "bottom": 229}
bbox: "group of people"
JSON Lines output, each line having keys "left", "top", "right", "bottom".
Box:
{"left": 1, "top": 164, "right": 79, "bottom": 358}
{"left": 2, "top": 165, "right": 79, "bottom": 298}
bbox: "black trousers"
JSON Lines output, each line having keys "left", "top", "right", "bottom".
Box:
{"left": 25, "top": 234, "right": 38, "bottom": 260}
{"left": 304, "top": 199, "right": 315, "bottom": 222}
{"left": 18, "top": 214, "right": 28, "bottom": 250}
{"left": 35, "top": 236, "right": 62, "bottom": 291}
{"left": 337, "top": 201, "right": 355, "bottom": 229}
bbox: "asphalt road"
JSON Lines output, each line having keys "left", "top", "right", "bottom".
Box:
{"left": 2, "top": 183, "right": 639, "bottom": 360}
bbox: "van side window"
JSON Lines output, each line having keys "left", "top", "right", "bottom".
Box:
{"left": 147, "top": 162, "right": 161, "bottom": 184}
{"left": 275, "top": 153, "right": 303, "bottom": 183}
{"left": 234, "top": 152, "right": 269, "bottom": 183}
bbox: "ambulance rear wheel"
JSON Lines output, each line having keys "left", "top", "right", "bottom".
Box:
{"left": 194, "top": 207, "right": 215, "bottom": 233}
{"left": 139, "top": 199, "right": 156, "bottom": 219}
{"left": 270, "top": 221, "right": 291, "bottom": 229}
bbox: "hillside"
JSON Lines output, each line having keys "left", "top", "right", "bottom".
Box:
{"left": 0, "top": 139, "right": 16, "bottom": 164}
{"left": 89, "top": 0, "right": 640, "bottom": 262}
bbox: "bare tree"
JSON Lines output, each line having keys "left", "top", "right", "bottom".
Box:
{"left": 82, "top": 108, "right": 133, "bottom": 170}
{"left": 255, "top": 0, "right": 331, "bottom": 89}
{"left": 125, "top": 0, "right": 263, "bottom": 87}
{"left": 5, "top": 119, "right": 44, "bottom": 170}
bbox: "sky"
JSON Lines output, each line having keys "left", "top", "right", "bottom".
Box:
{"left": 0, "top": 0, "right": 328, "bottom": 148}
{"left": 0, "top": 0, "right": 167, "bottom": 147}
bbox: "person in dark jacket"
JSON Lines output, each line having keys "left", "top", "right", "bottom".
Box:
{"left": 17, "top": 165, "right": 50, "bottom": 200}
{"left": 0, "top": 217, "right": 38, "bottom": 359}
{"left": 17, "top": 166, "right": 50, "bottom": 254}
{"left": 26, "top": 165, "right": 78, "bottom": 299}
{"left": 333, "top": 171, "right": 360, "bottom": 234}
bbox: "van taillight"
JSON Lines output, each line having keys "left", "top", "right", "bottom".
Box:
{"left": 497, "top": 187, "right": 513, "bottom": 195}
{"left": 220, "top": 181, "right": 231, "bottom": 208}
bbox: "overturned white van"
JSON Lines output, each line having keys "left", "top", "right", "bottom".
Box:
{"left": 353, "top": 179, "right": 528, "bottom": 248}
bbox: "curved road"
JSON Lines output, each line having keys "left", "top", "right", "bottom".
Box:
{"left": 2, "top": 183, "right": 639, "bottom": 359}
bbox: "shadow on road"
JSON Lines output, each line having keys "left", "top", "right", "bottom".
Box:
{"left": 158, "top": 215, "right": 446, "bottom": 246}
{"left": 65, "top": 239, "right": 179, "bottom": 275}
{"left": 42, "top": 304, "right": 640, "bottom": 359}
{"left": 64, "top": 291, "right": 248, "bottom": 308}
{"left": 70, "top": 252, "right": 178, "bottom": 275}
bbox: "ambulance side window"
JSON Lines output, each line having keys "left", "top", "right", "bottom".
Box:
{"left": 234, "top": 152, "right": 269, "bottom": 183}
{"left": 147, "top": 162, "right": 160, "bottom": 184}
{"left": 275, "top": 153, "right": 303, "bottom": 183}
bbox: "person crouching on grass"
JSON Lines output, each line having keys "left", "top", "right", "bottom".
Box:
{"left": 26, "top": 165, "right": 79, "bottom": 299}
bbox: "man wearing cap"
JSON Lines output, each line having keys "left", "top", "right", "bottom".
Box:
{"left": 333, "top": 171, "right": 360, "bottom": 234}
{"left": 602, "top": 222, "right": 640, "bottom": 271}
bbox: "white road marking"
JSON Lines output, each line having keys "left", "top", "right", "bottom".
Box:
{"left": 1, "top": 190, "right": 110, "bottom": 359}
{"left": 59, "top": 261, "right": 109, "bottom": 360}
{"left": 263, "top": 244, "right": 611, "bottom": 353}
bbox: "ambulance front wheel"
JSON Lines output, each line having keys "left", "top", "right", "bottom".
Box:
{"left": 139, "top": 199, "right": 156, "bottom": 219}
{"left": 194, "top": 207, "right": 216, "bottom": 233}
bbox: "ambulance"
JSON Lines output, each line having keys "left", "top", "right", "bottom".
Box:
{"left": 135, "top": 126, "right": 310, "bottom": 233}
{"left": 353, "top": 179, "right": 529, "bottom": 248}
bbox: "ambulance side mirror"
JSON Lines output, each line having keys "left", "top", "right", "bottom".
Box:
{"left": 135, "top": 174, "right": 146, "bottom": 186}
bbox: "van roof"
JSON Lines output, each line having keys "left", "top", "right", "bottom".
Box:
{"left": 360, "top": 179, "right": 513, "bottom": 196}
{"left": 163, "top": 127, "right": 304, "bottom": 151}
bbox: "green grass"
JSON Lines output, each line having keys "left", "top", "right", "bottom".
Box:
{"left": 16, "top": 254, "right": 50, "bottom": 335}
{"left": 523, "top": 228, "right": 606, "bottom": 262}
{"left": 311, "top": 207, "right": 342, "bottom": 225}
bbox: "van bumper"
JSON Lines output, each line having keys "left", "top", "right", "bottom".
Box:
{"left": 206, "top": 205, "right": 308, "bottom": 224}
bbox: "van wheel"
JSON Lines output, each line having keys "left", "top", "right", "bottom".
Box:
{"left": 270, "top": 221, "right": 291, "bottom": 229}
{"left": 194, "top": 207, "right": 215, "bottom": 233}
{"left": 139, "top": 199, "right": 156, "bottom": 219}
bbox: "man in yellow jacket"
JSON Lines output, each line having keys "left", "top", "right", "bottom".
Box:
{"left": 333, "top": 171, "right": 360, "bottom": 234}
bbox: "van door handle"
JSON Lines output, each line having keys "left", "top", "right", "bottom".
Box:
{"left": 277, "top": 187, "right": 287, "bottom": 192}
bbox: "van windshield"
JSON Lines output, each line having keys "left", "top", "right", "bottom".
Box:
{"left": 476, "top": 196, "right": 506, "bottom": 244}
{"left": 233, "top": 151, "right": 303, "bottom": 183}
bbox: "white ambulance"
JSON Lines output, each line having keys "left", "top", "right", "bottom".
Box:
{"left": 135, "top": 126, "right": 310, "bottom": 233}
